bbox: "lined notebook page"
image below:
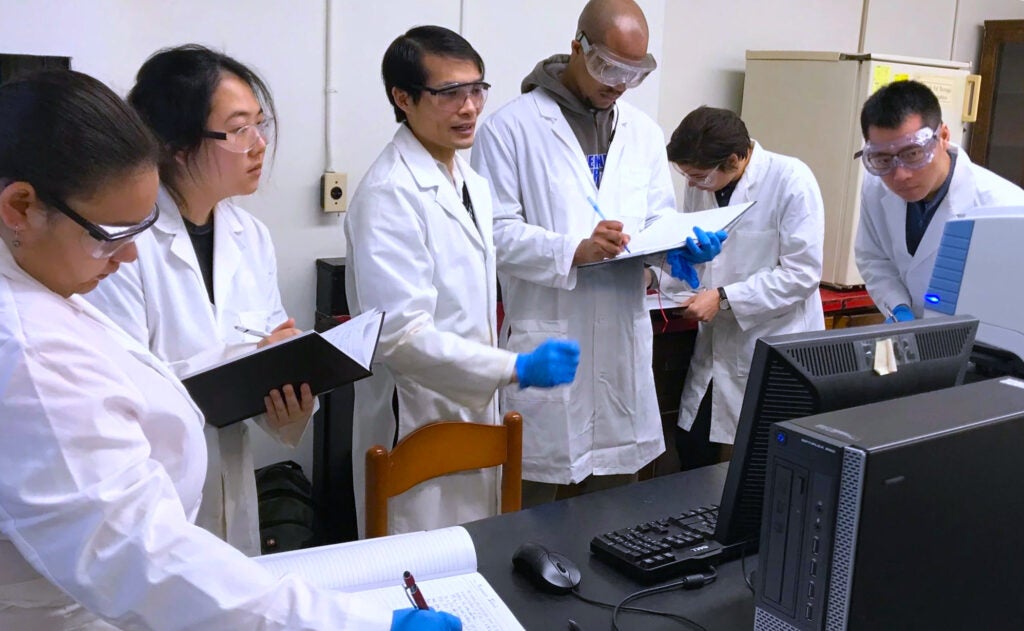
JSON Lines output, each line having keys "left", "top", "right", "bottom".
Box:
{"left": 254, "top": 526, "right": 476, "bottom": 591}
{"left": 358, "top": 573, "right": 525, "bottom": 631}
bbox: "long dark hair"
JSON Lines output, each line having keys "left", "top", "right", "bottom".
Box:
{"left": 0, "top": 70, "right": 159, "bottom": 203}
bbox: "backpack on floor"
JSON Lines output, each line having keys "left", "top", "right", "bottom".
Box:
{"left": 254, "top": 460, "right": 316, "bottom": 554}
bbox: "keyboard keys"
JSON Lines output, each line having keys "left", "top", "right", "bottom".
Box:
{"left": 589, "top": 506, "right": 724, "bottom": 581}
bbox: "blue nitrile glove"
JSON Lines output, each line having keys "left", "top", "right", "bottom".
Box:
{"left": 678, "top": 226, "right": 729, "bottom": 264}
{"left": 665, "top": 250, "right": 700, "bottom": 289}
{"left": 885, "top": 304, "right": 915, "bottom": 323}
{"left": 391, "top": 607, "right": 462, "bottom": 631}
{"left": 515, "top": 339, "right": 581, "bottom": 389}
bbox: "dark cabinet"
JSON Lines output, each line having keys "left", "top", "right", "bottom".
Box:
{"left": 969, "top": 20, "right": 1024, "bottom": 188}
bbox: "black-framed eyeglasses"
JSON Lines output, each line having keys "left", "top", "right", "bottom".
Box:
{"left": 202, "top": 117, "right": 274, "bottom": 154}
{"left": 43, "top": 194, "right": 159, "bottom": 259}
{"left": 413, "top": 81, "right": 491, "bottom": 113}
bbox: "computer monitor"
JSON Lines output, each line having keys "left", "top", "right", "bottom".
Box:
{"left": 713, "top": 314, "right": 978, "bottom": 550}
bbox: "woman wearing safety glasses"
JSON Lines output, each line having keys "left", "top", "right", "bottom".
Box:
{"left": 0, "top": 69, "right": 440, "bottom": 631}
{"left": 663, "top": 106, "right": 825, "bottom": 470}
{"left": 86, "top": 45, "right": 313, "bottom": 558}
{"left": 855, "top": 80, "right": 1024, "bottom": 322}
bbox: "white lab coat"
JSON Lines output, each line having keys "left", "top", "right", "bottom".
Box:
{"left": 856, "top": 145, "right": 1024, "bottom": 317}
{"left": 668, "top": 142, "right": 825, "bottom": 444}
{"left": 85, "top": 187, "right": 308, "bottom": 557}
{"left": 0, "top": 242, "right": 388, "bottom": 630}
{"left": 472, "top": 89, "right": 669, "bottom": 484}
{"left": 345, "top": 125, "right": 517, "bottom": 536}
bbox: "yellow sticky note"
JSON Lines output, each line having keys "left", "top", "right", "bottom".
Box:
{"left": 871, "top": 65, "right": 892, "bottom": 94}
{"left": 894, "top": 73, "right": 910, "bottom": 82}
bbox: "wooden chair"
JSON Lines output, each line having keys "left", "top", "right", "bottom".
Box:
{"left": 364, "top": 411, "right": 523, "bottom": 538}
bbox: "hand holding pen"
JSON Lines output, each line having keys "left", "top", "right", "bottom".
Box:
{"left": 235, "top": 318, "right": 302, "bottom": 349}
{"left": 572, "top": 198, "right": 631, "bottom": 266}
{"left": 403, "top": 570, "right": 429, "bottom": 610}
{"left": 587, "top": 196, "right": 630, "bottom": 254}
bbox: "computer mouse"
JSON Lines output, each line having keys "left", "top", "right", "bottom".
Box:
{"left": 512, "top": 542, "right": 582, "bottom": 594}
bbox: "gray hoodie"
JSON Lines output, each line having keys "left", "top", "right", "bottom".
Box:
{"left": 521, "top": 55, "right": 616, "bottom": 180}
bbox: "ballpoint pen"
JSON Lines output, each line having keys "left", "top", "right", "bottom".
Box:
{"left": 586, "top": 195, "right": 631, "bottom": 253}
{"left": 403, "top": 570, "right": 430, "bottom": 610}
{"left": 234, "top": 324, "right": 273, "bottom": 338}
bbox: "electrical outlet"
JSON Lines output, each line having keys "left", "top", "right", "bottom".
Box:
{"left": 321, "top": 172, "right": 348, "bottom": 212}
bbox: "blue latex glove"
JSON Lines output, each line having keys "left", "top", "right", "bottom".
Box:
{"left": 665, "top": 250, "right": 700, "bottom": 289}
{"left": 885, "top": 304, "right": 915, "bottom": 323}
{"left": 515, "top": 339, "right": 580, "bottom": 389}
{"left": 677, "top": 226, "right": 729, "bottom": 264}
{"left": 391, "top": 607, "right": 462, "bottom": 631}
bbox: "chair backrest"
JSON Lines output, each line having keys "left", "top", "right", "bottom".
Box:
{"left": 364, "top": 411, "right": 523, "bottom": 538}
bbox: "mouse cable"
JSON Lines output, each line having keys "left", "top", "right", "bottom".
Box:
{"left": 740, "top": 540, "right": 756, "bottom": 594}
{"left": 610, "top": 567, "right": 717, "bottom": 631}
{"left": 569, "top": 589, "right": 701, "bottom": 629}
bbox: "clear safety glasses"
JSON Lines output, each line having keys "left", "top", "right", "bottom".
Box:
{"left": 854, "top": 125, "right": 941, "bottom": 177}
{"left": 46, "top": 195, "right": 159, "bottom": 259}
{"left": 577, "top": 32, "right": 656, "bottom": 89}
{"left": 416, "top": 81, "right": 491, "bottom": 113}
{"left": 203, "top": 117, "right": 274, "bottom": 154}
{"left": 672, "top": 162, "right": 720, "bottom": 187}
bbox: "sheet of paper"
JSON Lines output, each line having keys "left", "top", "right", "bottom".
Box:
{"left": 873, "top": 338, "right": 897, "bottom": 375}
{"left": 320, "top": 308, "right": 383, "bottom": 369}
{"left": 178, "top": 330, "right": 317, "bottom": 378}
{"left": 578, "top": 201, "right": 755, "bottom": 267}
{"left": 357, "top": 572, "right": 525, "bottom": 631}
{"left": 254, "top": 526, "right": 476, "bottom": 591}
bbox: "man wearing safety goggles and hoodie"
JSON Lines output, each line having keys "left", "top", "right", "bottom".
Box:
{"left": 855, "top": 80, "right": 1024, "bottom": 322}
{"left": 472, "top": 0, "right": 724, "bottom": 507}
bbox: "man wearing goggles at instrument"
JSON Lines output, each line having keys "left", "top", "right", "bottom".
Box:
{"left": 855, "top": 80, "right": 1024, "bottom": 322}
{"left": 473, "top": 0, "right": 724, "bottom": 508}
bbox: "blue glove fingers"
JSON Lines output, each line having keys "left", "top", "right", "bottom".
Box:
{"left": 892, "top": 304, "right": 915, "bottom": 322}
{"left": 516, "top": 339, "right": 580, "bottom": 388}
{"left": 715, "top": 229, "right": 728, "bottom": 243}
{"left": 391, "top": 607, "right": 463, "bottom": 631}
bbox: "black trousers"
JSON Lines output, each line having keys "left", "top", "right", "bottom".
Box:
{"left": 675, "top": 381, "right": 731, "bottom": 471}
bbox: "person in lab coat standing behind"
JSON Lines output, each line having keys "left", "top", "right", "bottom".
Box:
{"left": 472, "top": 0, "right": 712, "bottom": 505}
{"left": 663, "top": 106, "right": 825, "bottom": 469}
{"left": 855, "top": 80, "right": 1024, "bottom": 321}
{"left": 345, "top": 26, "right": 580, "bottom": 535}
{"left": 86, "top": 45, "right": 314, "bottom": 557}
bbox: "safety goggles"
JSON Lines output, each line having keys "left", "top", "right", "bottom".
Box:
{"left": 854, "top": 125, "right": 941, "bottom": 176}
{"left": 415, "top": 81, "right": 491, "bottom": 113}
{"left": 672, "top": 162, "right": 722, "bottom": 187}
{"left": 203, "top": 117, "right": 274, "bottom": 154}
{"left": 577, "top": 32, "right": 656, "bottom": 89}
{"left": 45, "top": 195, "right": 159, "bottom": 259}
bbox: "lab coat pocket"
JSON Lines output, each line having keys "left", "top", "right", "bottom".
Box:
{"left": 615, "top": 168, "right": 650, "bottom": 236}
{"left": 503, "top": 319, "right": 572, "bottom": 404}
{"left": 724, "top": 229, "right": 779, "bottom": 279}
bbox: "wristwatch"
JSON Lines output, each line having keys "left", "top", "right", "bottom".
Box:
{"left": 717, "top": 287, "right": 731, "bottom": 311}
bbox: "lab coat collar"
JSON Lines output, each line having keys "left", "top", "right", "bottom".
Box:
{"left": 0, "top": 239, "right": 199, "bottom": 412}
{"left": 531, "top": 89, "right": 630, "bottom": 196}
{"left": 392, "top": 124, "right": 485, "bottom": 250}
{"left": 151, "top": 186, "right": 247, "bottom": 304}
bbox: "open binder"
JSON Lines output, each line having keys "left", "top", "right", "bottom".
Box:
{"left": 182, "top": 310, "right": 385, "bottom": 428}
{"left": 579, "top": 200, "right": 755, "bottom": 267}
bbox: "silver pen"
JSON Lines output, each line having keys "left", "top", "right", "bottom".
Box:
{"left": 234, "top": 324, "right": 272, "bottom": 338}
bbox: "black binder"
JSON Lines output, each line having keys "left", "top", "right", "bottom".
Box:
{"left": 182, "top": 311, "right": 384, "bottom": 428}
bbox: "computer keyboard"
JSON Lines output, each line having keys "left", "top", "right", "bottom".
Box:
{"left": 589, "top": 505, "right": 725, "bottom": 582}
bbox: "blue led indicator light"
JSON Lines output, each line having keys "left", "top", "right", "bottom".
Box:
{"left": 924, "top": 293, "right": 940, "bottom": 304}
{"left": 775, "top": 431, "right": 787, "bottom": 445}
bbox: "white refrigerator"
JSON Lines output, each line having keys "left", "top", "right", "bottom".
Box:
{"left": 740, "top": 51, "right": 981, "bottom": 287}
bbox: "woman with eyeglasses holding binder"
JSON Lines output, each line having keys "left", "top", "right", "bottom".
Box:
{"left": 85, "top": 45, "right": 314, "bottom": 558}
{"left": 0, "top": 70, "right": 459, "bottom": 631}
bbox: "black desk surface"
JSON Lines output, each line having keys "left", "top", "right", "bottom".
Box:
{"left": 463, "top": 464, "right": 755, "bottom": 631}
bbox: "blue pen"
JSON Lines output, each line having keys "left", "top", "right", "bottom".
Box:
{"left": 586, "top": 195, "right": 631, "bottom": 253}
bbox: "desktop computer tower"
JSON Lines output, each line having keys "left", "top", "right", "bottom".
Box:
{"left": 754, "top": 377, "right": 1024, "bottom": 630}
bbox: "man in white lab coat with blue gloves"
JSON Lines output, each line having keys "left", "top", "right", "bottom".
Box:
{"left": 855, "top": 80, "right": 1024, "bottom": 321}
{"left": 345, "top": 26, "right": 579, "bottom": 536}
{"left": 472, "top": 0, "right": 720, "bottom": 505}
